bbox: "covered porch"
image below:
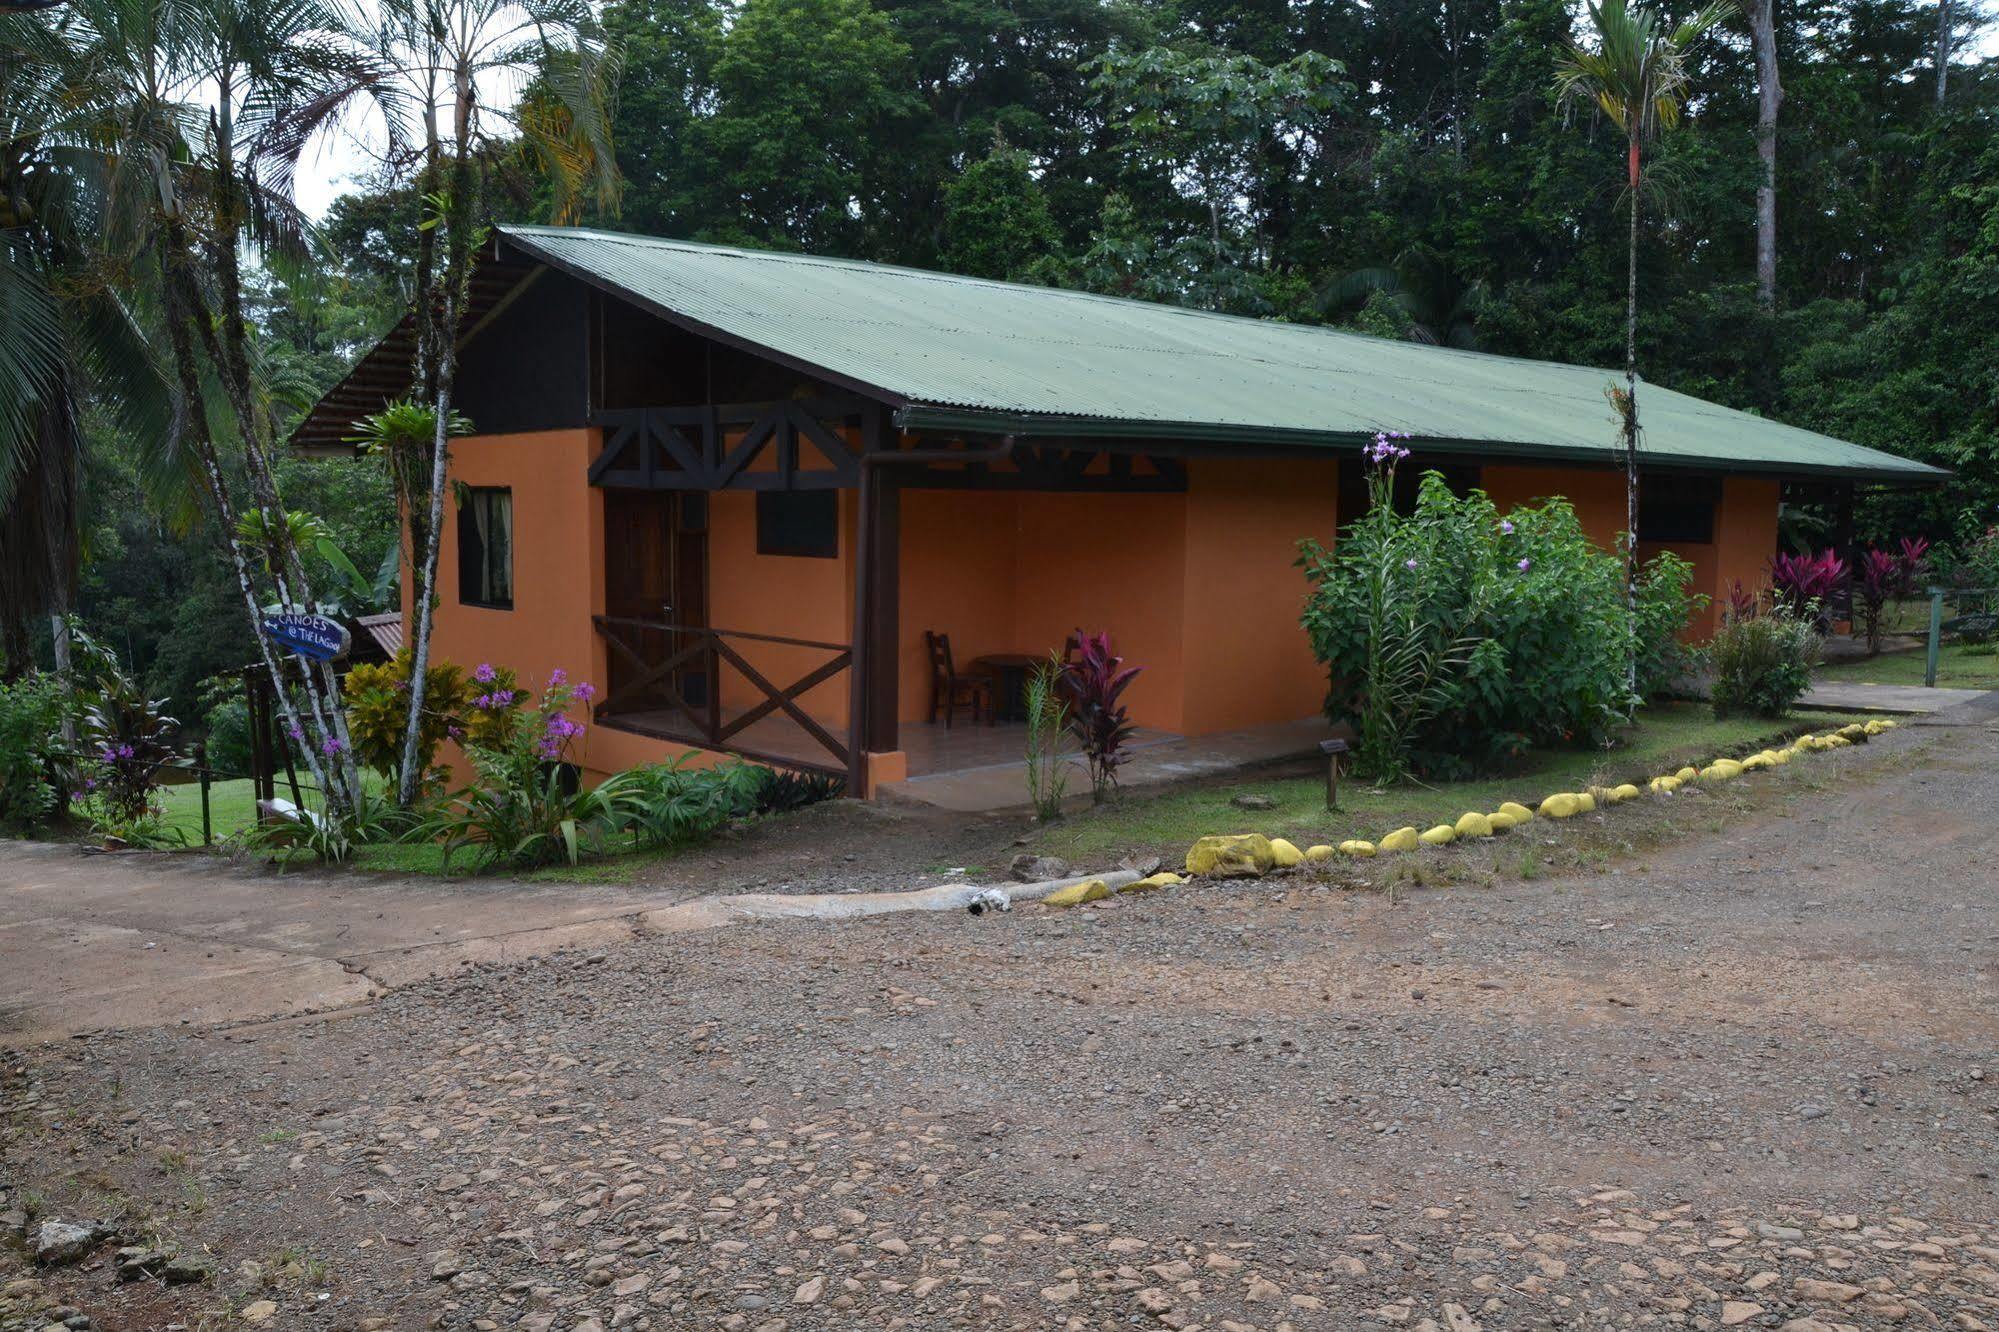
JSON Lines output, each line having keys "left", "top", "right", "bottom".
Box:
{"left": 580, "top": 394, "right": 1336, "bottom": 798}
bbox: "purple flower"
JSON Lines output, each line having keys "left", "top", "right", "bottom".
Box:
{"left": 446, "top": 724, "right": 465, "bottom": 741}
{"left": 1499, "top": 520, "right": 1515, "bottom": 536}
{"left": 1516, "top": 557, "right": 1533, "bottom": 573}
{"left": 286, "top": 722, "right": 305, "bottom": 741}
{"left": 1405, "top": 558, "right": 1420, "bottom": 570}
{"left": 574, "top": 682, "right": 596, "bottom": 703}
{"left": 321, "top": 735, "right": 345, "bottom": 757}
{"left": 473, "top": 663, "right": 497, "bottom": 683}
{"left": 548, "top": 667, "right": 568, "bottom": 688}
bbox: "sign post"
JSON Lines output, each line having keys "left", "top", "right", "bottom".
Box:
{"left": 261, "top": 610, "right": 351, "bottom": 663}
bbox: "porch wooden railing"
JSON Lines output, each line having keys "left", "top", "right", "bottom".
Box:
{"left": 591, "top": 616, "right": 853, "bottom": 777}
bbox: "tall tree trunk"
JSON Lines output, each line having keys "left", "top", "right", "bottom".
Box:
{"left": 1624, "top": 135, "right": 1642, "bottom": 695}
{"left": 1748, "top": 0, "right": 1782, "bottom": 309}
{"left": 1935, "top": 0, "right": 1952, "bottom": 105}
{"left": 397, "top": 83, "right": 479, "bottom": 806}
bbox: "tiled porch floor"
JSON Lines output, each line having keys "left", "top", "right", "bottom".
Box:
{"left": 596, "top": 704, "right": 1337, "bottom": 810}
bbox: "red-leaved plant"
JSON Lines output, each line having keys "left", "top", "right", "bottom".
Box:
{"left": 1854, "top": 549, "right": 1901, "bottom": 654}
{"left": 1060, "top": 631, "right": 1142, "bottom": 804}
{"left": 1770, "top": 549, "right": 1847, "bottom": 627}
{"left": 1895, "top": 536, "right": 1931, "bottom": 598}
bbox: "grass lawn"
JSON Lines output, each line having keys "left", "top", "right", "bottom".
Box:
{"left": 155, "top": 772, "right": 389, "bottom": 845}
{"left": 1028, "top": 702, "right": 1869, "bottom": 864}
{"left": 1816, "top": 642, "right": 1999, "bottom": 691}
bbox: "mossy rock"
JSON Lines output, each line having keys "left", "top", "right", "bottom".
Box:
{"left": 1185, "top": 833, "right": 1275, "bottom": 878}
{"left": 1454, "top": 811, "right": 1494, "bottom": 838}
{"left": 1043, "top": 879, "right": 1111, "bottom": 908}
{"left": 1268, "top": 837, "right": 1306, "bottom": 869}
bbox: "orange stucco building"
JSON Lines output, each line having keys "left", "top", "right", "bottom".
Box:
{"left": 299, "top": 227, "right": 1939, "bottom": 796}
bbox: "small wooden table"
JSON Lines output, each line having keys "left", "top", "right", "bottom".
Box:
{"left": 972, "top": 653, "right": 1046, "bottom": 723}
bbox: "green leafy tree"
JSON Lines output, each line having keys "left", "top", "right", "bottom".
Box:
{"left": 941, "top": 143, "right": 1063, "bottom": 281}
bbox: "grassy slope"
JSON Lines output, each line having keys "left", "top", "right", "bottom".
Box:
{"left": 1028, "top": 702, "right": 1866, "bottom": 863}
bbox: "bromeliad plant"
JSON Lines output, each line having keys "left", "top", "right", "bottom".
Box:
{"left": 74, "top": 666, "right": 180, "bottom": 843}
{"left": 1061, "top": 632, "right": 1141, "bottom": 804}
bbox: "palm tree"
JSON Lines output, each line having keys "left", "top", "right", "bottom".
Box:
{"left": 1, "top": 6, "right": 177, "bottom": 678}
{"left": 1555, "top": 0, "right": 1731, "bottom": 658}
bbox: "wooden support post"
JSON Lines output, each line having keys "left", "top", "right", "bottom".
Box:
{"left": 848, "top": 462, "right": 902, "bottom": 795}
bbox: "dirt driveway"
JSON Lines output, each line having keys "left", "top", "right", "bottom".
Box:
{"left": 3, "top": 706, "right": 1997, "bottom": 1332}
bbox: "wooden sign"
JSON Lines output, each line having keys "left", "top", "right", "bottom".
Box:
{"left": 262, "top": 611, "right": 351, "bottom": 662}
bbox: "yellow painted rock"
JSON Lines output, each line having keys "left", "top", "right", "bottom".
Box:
{"left": 1823, "top": 735, "right": 1852, "bottom": 748}
{"left": 1454, "top": 811, "right": 1494, "bottom": 838}
{"left": 1487, "top": 810, "right": 1518, "bottom": 832}
{"left": 1870, "top": 718, "right": 1897, "bottom": 732}
{"left": 1741, "top": 753, "right": 1772, "bottom": 772}
{"left": 1497, "top": 801, "right": 1535, "bottom": 824}
{"left": 1304, "top": 844, "right": 1335, "bottom": 863}
{"left": 1119, "top": 872, "right": 1187, "bottom": 894}
{"left": 1698, "top": 762, "right": 1736, "bottom": 782}
{"left": 1418, "top": 824, "right": 1457, "bottom": 846}
{"left": 1337, "top": 839, "right": 1377, "bottom": 858}
{"left": 1611, "top": 783, "right": 1641, "bottom": 802}
{"left": 1538, "top": 792, "right": 1583, "bottom": 819}
{"left": 1378, "top": 826, "right": 1420, "bottom": 854}
{"left": 1043, "top": 879, "right": 1111, "bottom": 908}
{"left": 1766, "top": 748, "right": 1790, "bottom": 765}
{"left": 1648, "top": 775, "right": 1681, "bottom": 793}
{"left": 1837, "top": 723, "right": 1870, "bottom": 743}
{"left": 1575, "top": 792, "right": 1597, "bottom": 813}
{"left": 1185, "top": 833, "right": 1276, "bottom": 878}
{"left": 1268, "top": 837, "right": 1306, "bottom": 869}
{"left": 1676, "top": 766, "right": 1699, "bottom": 782}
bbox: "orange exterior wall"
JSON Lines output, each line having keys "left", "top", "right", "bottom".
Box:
{"left": 416, "top": 432, "right": 1784, "bottom": 787}
{"left": 1178, "top": 459, "right": 1340, "bottom": 734}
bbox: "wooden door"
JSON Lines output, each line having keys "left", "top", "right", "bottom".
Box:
{"left": 603, "top": 491, "right": 709, "bottom": 709}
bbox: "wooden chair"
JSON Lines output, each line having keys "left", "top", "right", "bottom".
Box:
{"left": 925, "top": 631, "right": 993, "bottom": 728}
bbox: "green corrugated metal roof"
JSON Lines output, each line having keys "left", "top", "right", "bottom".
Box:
{"left": 501, "top": 225, "right": 1945, "bottom": 483}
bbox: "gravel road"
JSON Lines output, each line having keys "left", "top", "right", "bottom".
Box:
{"left": 3, "top": 704, "right": 1996, "bottom": 1332}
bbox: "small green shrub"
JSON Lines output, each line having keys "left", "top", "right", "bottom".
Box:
{"left": 0, "top": 673, "right": 72, "bottom": 832}
{"left": 623, "top": 758, "right": 765, "bottom": 847}
{"left": 1022, "top": 655, "right": 1070, "bottom": 823}
{"left": 750, "top": 767, "right": 845, "bottom": 813}
{"left": 1710, "top": 607, "right": 1822, "bottom": 718}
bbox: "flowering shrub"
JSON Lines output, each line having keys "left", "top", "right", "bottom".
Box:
{"left": 1300, "top": 437, "right": 1702, "bottom": 781}
{"left": 342, "top": 650, "right": 519, "bottom": 788}
{"left": 419, "top": 670, "right": 628, "bottom": 871}
{"left": 75, "top": 667, "right": 180, "bottom": 841}
{"left": 1710, "top": 605, "right": 1821, "bottom": 718}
